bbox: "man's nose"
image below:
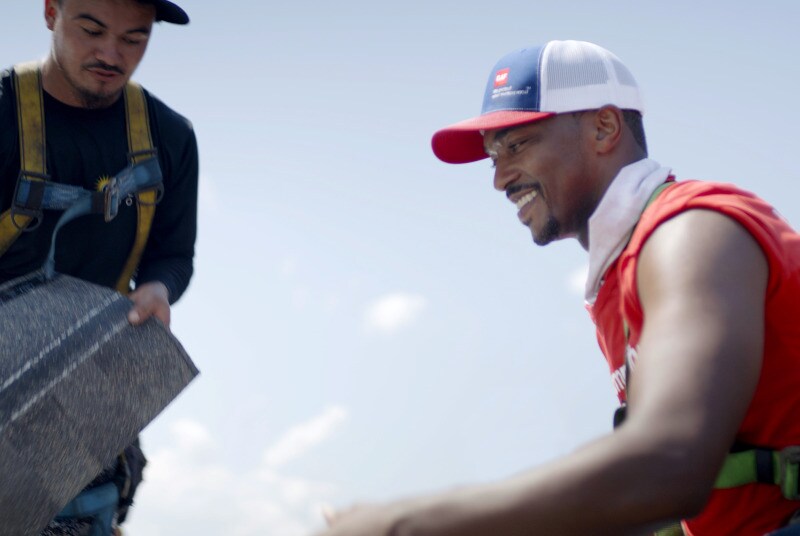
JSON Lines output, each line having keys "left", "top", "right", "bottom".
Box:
{"left": 95, "top": 39, "right": 122, "bottom": 67}
{"left": 493, "top": 160, "right": 518, "bottom": 192}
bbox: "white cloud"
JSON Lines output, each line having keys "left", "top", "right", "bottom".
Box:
{"left": 171, "top": 418, "right": 215, "bottom": 451}
{"left": 263, "top": 406, "right": 348, "bottom": 468}
{"left": 567, "top": 264, "right": 589, "bottom": 297}
{"left": 125, "top": 407, "right": 348, "bottom": 536}
{"left": 364, "top": 293, "right": 427, "bottom": 333}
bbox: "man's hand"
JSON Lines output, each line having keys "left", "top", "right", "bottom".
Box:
{"left": 127, "top": 281, "right": 171, "bottom": 328}
{"left": 316, "top": 501, "right": 413, "bottom": 536}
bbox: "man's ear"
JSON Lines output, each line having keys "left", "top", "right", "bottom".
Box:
{"left": 44, "top": 0, "right": 58, "bottom": 31}
{"left": 593, "top": 105, "right": 624, "bottom": 155}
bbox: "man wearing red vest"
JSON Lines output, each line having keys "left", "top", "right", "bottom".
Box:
{"left": 318, "top": 40, "right": 800, "bottom": 535}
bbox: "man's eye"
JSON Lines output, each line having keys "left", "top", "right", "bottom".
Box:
{"left": 83, "top": 28, "right": 102, "bottom": 36}
{"left": 123, "top": 38, "right": 143, "bottom": 45}
{"left": 507, "top": 135, "right": 538, "bottom": 155}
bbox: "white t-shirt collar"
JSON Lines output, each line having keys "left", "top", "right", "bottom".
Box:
{"left": 585, "top": 158, "right": 672, "bottom": 304}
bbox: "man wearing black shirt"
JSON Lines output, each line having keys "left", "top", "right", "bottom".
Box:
{"left": 0, "top": 0, "right": 198, "bottom": 534}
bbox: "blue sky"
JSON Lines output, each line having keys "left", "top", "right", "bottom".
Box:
{"left": 3, "top": 1, "right": 800, "bottom": 534}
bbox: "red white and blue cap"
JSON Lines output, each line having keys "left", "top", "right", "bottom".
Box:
{"left": 431, "top": 40, "right": 644, "bottom": 164}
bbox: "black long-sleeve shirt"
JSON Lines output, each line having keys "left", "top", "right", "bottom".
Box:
{"left": 0, "top": 69, "right": 198, "bottom": 303}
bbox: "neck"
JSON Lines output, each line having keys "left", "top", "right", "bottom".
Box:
{"left": 579, "top": 151, "right": 649, "bottom": 251}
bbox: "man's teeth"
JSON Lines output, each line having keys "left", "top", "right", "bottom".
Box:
{"left": 515, "top": 191, "right": 538, "bottom": 210}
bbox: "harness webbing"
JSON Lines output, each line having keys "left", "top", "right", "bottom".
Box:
{"left": 0, "top": 62, "right": 45, "bottom": 257}
{"left": 654, "top": 524, "right": 685, "bottom": 536}
{"left": 55, "top": 482, "right": 119, "bottom": 536}
{"left": 14, "top": 62, "right": 45, "bottom": 179}
{"left": 1, "top": 63, "right": 159, "bottom": 294}
{"left": 117, "top": 81, "right": 158, "bottom": 294}
{"left": 716, "top": 446, "right": 800, "bottom": 500}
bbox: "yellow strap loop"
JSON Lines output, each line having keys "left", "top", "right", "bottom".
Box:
{"left": 115, "top": 82, "right": 157, "bottom": 294}
{"left": 0, "top": 62, "right": 45, "bottom": 256}
{"left": 15, "top": 62, "right": 46, "bottom": 173}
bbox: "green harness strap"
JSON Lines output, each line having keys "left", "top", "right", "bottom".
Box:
{"left": 715, "top": 446, "right": 800, "bottom": 499}
{"left": 652, "top": 448, "right": 800, "bottom": 536}
{"left": 654, "top": 524, "right": 685, "bottom": 536}
{"left": 0, "top": 62, "right": 157, "bottom": 295}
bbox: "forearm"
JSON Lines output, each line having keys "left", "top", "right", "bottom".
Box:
{"left": 395, "top": 428, "right": 706, "bottom": 536}
{"left": 139, "top": 119, "right": 198, "bottom": 304}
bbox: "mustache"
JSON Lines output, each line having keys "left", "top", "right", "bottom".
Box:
{"left": 83, "top": 61, "right": 124, "bottom": 75}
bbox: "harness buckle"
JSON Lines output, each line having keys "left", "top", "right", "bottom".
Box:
{"left": 777, "top": 446, "right": 800, "bottom": 500}
{"left": 11, "top": 170, "right": 49, "bottom": 231}
{"left": 103, "top": 176, "right": 120, "bottom": 222}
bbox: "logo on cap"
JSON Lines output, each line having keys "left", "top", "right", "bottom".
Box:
{"left": 494, "top": 68, "right": 510, "bottom": 87}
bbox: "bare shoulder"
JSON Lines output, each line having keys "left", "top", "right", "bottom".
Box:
{"left": 636, "top": 208, "right": 767, "bottom": 305}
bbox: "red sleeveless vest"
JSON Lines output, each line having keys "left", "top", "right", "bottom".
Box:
{"left": 588, "top": 180, "right": 800, "bottom": 535}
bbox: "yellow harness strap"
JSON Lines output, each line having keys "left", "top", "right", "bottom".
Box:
{"left": 0, "top": 63, "right": 158, "bottom": 294}
{"left": 115, "top": 81, "right": 157, "bottom": 295}
{"left": 0, "top": 62, "right": 46, "bottom": 257}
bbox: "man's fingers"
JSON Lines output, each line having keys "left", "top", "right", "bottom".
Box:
{"left": 150, "top": 303, "right": 171, "bottom": 327}
{"left": 127, "top": 307, "right": 142, "bottom": 325}
{"left": 127, "top": 282, "right": 171, "bottom": 328}
{"left": 128, "top": 304, "right": 170, "bottom": 328}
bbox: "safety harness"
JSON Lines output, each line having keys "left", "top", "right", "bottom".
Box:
{"left": 614, "top": 182, "right": 800, "bottom": 536}
{"left": 0, "top": 61, "right": 163, "bottom": 293}
{"left": 54, "top": 483, "right": 119, "bottom": 536}
{"left": 4, "top": 62, "right": 162, "bottom": 534}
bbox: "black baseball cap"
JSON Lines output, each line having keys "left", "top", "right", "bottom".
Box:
{"left": 150, "top": 0, "right": 190, "bottom": 25}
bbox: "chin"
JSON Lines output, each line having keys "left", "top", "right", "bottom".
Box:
{"left": 532, "top": 234, "right": 559, "bottom": 247}
{"left": 77, "top": 85, "right": 122, "bottom": 108}
{"left": 530, "top": 219, "right": 561, "bottom": 246}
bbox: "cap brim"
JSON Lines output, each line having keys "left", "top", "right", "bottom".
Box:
{"left": 431, "top": 110, "right": 555, "bottom": 164}
{"left": 153, "top": 0, "right": 190, "bottom": 24}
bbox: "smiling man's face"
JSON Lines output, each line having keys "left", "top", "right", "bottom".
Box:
{"left": 484, "top": 113, "right": 600, "bottom": 247}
